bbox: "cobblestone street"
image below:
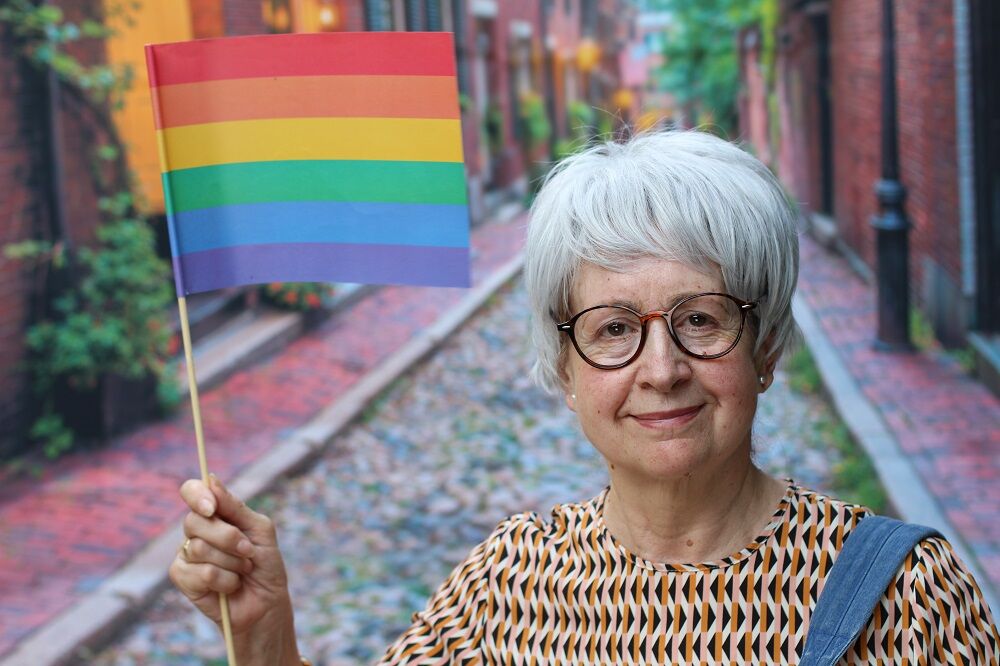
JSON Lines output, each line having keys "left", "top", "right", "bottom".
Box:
{"left": 92, "top": 275, "right": 861, "bottom": 665}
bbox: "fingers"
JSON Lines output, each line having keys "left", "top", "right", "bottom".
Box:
{"left": 179, "top": 475, "right": 275, "bottom": 540}
{"left": 184, "top": 511, "right": 257, "bottom": 559}
{"left": 180, "top": 478, "right": 216, "bottom": 518}
{"left": 208, "top": 474, "right": 276, "bottom": 540}
{"left": 170, "top": 557, "right": 244, "bottom": 598}
{"left": 184, "top": 536, "right": 255, "bottom": 574}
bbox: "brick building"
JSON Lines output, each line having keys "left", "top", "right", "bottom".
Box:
{"left": 0, "top": 0, "right": 113, "bottom": 458}
{"left": 739, "top": 0, "right": 999, "bottom": 388}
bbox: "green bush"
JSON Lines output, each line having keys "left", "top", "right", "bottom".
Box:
{"left": 18, "top": 215, "right": 176, "bottom": 456}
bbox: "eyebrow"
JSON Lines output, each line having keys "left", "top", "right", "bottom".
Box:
{"left": 600, "top": 292, "right": 705, "bottom": 312}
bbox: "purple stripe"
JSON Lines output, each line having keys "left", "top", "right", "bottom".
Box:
{"left": 177, "top": 243, "right": 470, "bottom": 294}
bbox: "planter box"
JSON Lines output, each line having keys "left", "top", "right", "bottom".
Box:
{"left": 55, "top": 372, "right": 161, "bottom": 444}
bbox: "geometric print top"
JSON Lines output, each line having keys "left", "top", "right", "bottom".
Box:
{"left": 379, "top": 484, "right": 1000, "bottom": 664}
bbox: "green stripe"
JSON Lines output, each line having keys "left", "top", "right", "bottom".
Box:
{"left": 165, "top": 160, "right": 468, "bottom": 213}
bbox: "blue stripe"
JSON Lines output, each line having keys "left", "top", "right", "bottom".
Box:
{"left": 174, "top": 200, "right": 470, "bottom": 255}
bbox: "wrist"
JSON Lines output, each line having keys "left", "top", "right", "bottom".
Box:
{"left": 232, "top": 598, "right": 301, "bottom": 666}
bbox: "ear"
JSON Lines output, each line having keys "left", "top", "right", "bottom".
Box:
{"left": 558, "top": 351, "right": 576, "bottom": 411}
{"left": 754, "top": 332, "right": 779, "bottom": 392}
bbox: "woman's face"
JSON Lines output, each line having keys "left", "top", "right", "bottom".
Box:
{"left": 561, "top": 258, "right": 767, "bottom": 482}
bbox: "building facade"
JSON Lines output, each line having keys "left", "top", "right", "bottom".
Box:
{"left": 740, "top": 0, "right": 999, "bottom": 388}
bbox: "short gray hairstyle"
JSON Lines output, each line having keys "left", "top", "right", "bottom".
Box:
{"left": 525, "top": 129, "right": 800, "bottom": 393}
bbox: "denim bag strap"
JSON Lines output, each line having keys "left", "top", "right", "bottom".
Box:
{"left": 799, "top": 515, "right": 941, "bottom": 666}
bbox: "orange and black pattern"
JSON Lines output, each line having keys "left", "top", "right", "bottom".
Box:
{"left": 379, "top": 485, "right": 1000, "bottom": 664}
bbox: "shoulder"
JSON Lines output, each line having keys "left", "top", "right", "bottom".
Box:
{"left": 481, "top": 494, "right": 604, "bottom": 557}
{"left": 852, "top": 532, "right": 1000, "bottom": 661}
{"left": 770, "top": 484, "right": 872, "bottom": 553}
{"left": 790, "top": 485, "right": 872, "bottom": 528}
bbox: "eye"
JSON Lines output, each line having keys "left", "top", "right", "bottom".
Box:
{"left": 603, "top": 320, "right": 633, "bottom": 337}
{"left": 687, "top": 313, "right": 711, "bottom": 327}
{"left": 678, "top": 311, "right": 719, "bottom": 330}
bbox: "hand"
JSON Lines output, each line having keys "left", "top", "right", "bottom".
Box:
{"left": 170, "top": 474, "right": 299, "bottom": 662}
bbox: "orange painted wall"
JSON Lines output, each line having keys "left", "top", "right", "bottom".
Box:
{"left": 104, "top": 0, "right": 193, "bottom": 213}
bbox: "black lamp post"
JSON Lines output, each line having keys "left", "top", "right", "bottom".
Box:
{"left": 871, "top": 0, "right": 913, "bottom": 351}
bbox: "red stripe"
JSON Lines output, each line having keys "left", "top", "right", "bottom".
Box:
{"left": 146, "top": 32, "right": 456, "bottom": 86}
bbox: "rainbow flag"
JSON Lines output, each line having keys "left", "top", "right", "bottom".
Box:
{"left": 145, "top": 32, "right": 470, "bottom": 296}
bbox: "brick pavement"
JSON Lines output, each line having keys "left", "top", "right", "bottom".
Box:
{"left": 0, "top": 212, "right": 527, "bottom": 658}
{"left": 797, "top": 233, "right": 1000, "bottom": 595}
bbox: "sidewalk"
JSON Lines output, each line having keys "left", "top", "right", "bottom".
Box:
{"left": 0, "top": 208, "right": 527, "bottom": 662}
{"left": 2, "top": 216, "right": 999, "bottom": 663}
{"left": 795, "top": 232, "right": 1000, "bottom": 610}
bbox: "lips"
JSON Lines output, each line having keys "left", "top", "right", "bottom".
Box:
{"left": 630, "top": 405, "right": 703, "bottom": 426}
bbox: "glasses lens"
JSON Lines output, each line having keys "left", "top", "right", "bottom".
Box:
{"left": 574, "top": 306, "right": 643, "bottom": 366}
{"left": 672, "top": 294, "right": 744, "bottom": 357}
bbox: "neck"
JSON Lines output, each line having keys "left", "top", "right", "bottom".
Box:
{"left": 601, "top": 458, "right": 786, "bottom": 564}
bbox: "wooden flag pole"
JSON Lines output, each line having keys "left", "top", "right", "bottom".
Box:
{"left": 177, "top": 296, "right": 239, "bottom": 666}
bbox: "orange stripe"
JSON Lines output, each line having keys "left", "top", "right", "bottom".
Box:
{"left": 153, "top": 75, "right": 460, "bottom": 129}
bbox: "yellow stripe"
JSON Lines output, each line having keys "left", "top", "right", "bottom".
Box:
{"left": 158, "top": 117, "right": 463, "bottom": 170}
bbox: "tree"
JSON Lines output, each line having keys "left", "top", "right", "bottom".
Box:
{"left": 655, "top": 0, "right": 765, "bottom": 136}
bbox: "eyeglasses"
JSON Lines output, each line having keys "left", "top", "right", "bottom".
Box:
{"left": 556, "top": 292, "right": 760, "bottom": 369}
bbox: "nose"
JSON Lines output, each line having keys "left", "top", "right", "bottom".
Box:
{"left": 633, "top": 316, "right": 692, "bottom": 390}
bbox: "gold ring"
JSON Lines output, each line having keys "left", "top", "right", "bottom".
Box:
{"left": 182, "top": 537, "right": 192, "bottom": 561}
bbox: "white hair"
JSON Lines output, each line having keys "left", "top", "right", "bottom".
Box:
{"left": 525, "top": 129, "right": 800, "bottom": 393}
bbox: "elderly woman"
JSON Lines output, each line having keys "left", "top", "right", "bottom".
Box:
{"left": 171, "top": 131, "right": 998, "bottom": 664}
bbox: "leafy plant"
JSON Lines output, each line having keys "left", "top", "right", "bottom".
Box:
{"left": 784, "top": 344, "right": 888, "bottom": 513}
{"left": 484, "top": 102, "right": 505, "bottom": 155}
{"left": 517, "top": 91, "right": 552, "bottom": 151}
{"left": 19, "top": 214, "right": 175, "bottom": 456}
{"left": 261, "top": 282, "right": 335, "bottom": 311}
{"left": 654, "top": 0, "right": 767, "bottom": 136}
{"left": 2, "top": 1, "right": 175, "bottom": 457}
{"left": 567, "top": 100, "right": 596, "bottom": 138}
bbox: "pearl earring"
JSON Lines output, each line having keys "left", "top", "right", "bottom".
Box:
{"left": 758, "top": 376, "right": 766, "bottom": 387}
{"left": 570, "top": 394, "right": 576, "bottom": 400}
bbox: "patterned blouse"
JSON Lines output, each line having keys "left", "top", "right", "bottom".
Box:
{"left": 379, "top": 484, "right": 999, "bottom": 665}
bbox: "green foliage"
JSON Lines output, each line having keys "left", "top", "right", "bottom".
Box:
{"left": 567, "top": 100, "right": 596, "bottom": 138}
{"left": 517, "top": 92, "right": 552, "bottom": 150}
{"left": 25, "top": 218, "right": 174, "bottom": 382}
{"left": 785, "top": 344, "right": 888, "bottom": 513}
{"left": 261, "top": 282, "right": 335, "bottom": 311}
{"left": 554, "top": 138, "right": 586, "bottom": 161}
{"left": 30, "top": 413, "right": 73, "bottom": 459}
{"left": 0, "top": 0, "right": 135, "bottom": 109}
{"left": 785, "top": 345, "right": 823, "bottom": 395}
{"left": 2, "top": 1, "right": 176, "bottom": 458}
{"left": 656, "top": 0, "right": 766, "bottom": 136}
{"left": 484, "top": 102, "right": 505, "bottom": 155}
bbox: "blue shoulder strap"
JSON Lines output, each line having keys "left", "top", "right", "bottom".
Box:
{"left": 799, "top": 515, "right": 941, "bottom": 666}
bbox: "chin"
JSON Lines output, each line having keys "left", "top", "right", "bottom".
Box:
{"left": 619, "top": 439, "right": 715, "bottom": 479}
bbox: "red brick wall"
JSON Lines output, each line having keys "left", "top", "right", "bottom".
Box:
{"left": 0, "top": 31, "right": 47, "bottom": 458}
{"left": 826, "top": 0, "right": 959, "bottom": 291}
{"left": 828, "top": 0, "right": 882, "bottom": 268}
{"left": 773, "top": 9, "right": 824, "bottom": 218}
{"left": 0, "top": 0, "right": 110, "bottom": 456}
{"left": 738, "top": 27, "right": 772, "bottom": 168}
{"left": 895, "top": 2, "right": 960, "bottom": 285}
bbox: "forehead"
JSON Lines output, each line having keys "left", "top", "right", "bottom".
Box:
{"left": 570, "top": 258, "right": 725, "bottom": 310}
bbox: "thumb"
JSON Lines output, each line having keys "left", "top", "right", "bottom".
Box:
{"left": 208, "top": 473, "right": 269, "bottom": 536}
